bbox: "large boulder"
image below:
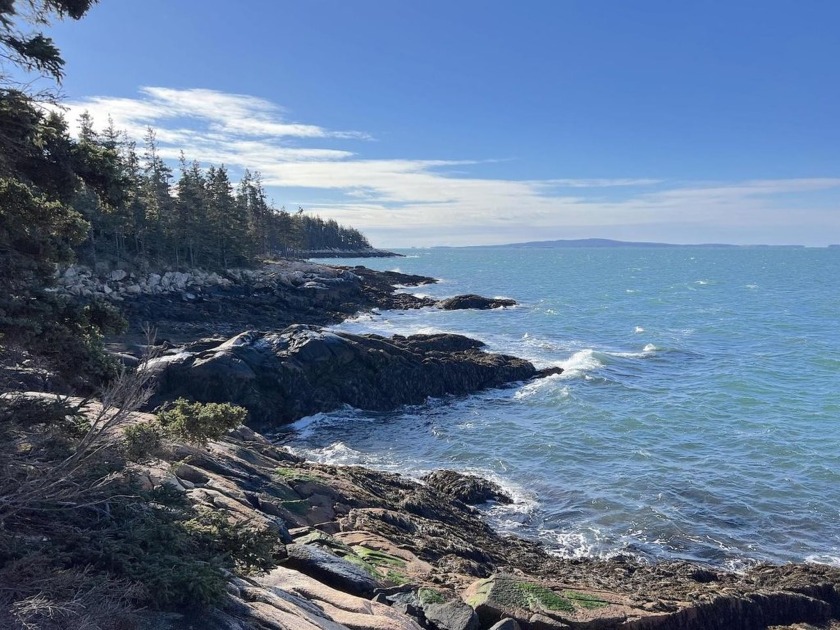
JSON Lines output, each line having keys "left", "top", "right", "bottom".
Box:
{"left": 438, "top": 294, "right": 517, "bottom": 310}
{"left": 423, "top": 470, "right": 512, "bottom": 506}
{"left": 463, "top": 574, "right": 632, "bottom": 629}
{"left": 146, "top": 325, "right": 539, "bottom": 429}
{"left": 284, "top": 543, "right": 382, "bottom": 598}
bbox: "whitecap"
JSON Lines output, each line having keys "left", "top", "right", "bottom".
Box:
{"left": 608, "top": 344, "right": 657, "bottom": 359}
{"left": 514, "top": 376, "right": 568, "bottom": 400}
{"left": 559, "top": 349, "right": 603, "bottom": 376}
{"left": 634, "top": 326, "right": 645, "bottom": 333}
{"left": 291, "top": 440, "right": 398, "bottom": 469}
{"left": 287, "top": 412, "right": 331, "bottom": 439}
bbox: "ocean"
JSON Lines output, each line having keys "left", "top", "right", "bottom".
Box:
{"left": 285, "top": 246, "right": 840, "bottom": 570}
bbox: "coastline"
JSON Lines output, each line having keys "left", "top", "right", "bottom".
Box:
{"left": 43, "top": 258, "right": 840, "bottom": 628}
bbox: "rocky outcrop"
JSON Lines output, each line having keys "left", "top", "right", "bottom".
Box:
{"left": 146, "top": 326, "right": 543, "bottom": 428}
{"left": 439, "top": 294, "right": 517, "bottom": 310}
{"left": 423, "top": 470, "right": 513, "bottom": 506}
{"left": 122, "top": 417, "right": 840, "bottom": 630}
{"left": 72, "top": 261, "right": 439, "bottom": 343}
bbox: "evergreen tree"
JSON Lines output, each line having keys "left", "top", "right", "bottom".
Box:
{"left": 206, "top": 164, "right": 248, "bottom": 266}
{"left": 173, "top": 155, "right": 206, "bottom": 266}
{"left": 139, "top": 128, "right": 173, "bottom": 261}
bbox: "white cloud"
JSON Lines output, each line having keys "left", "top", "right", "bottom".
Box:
{"left": 62, "top": 87, "right": 840, "bottom": 247}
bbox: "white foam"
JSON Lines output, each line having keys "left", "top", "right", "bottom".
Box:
{"left": 722, "top": 557, "right": 762, "bottom": 574}
{"left": 514, "top": 376, "right": 568, "bottom": 400}
{"left": 559, "top": 349, "right": 603, "bottom": 376}
{"left": 291, "top": 440, "right": 400, "bottom": 469}
{"left": 805, "top": 554, "right": 840, "bottom": 567}
{"left": 520, "top": 333, "right": 562, "bottom": 352}
{"left": 634, "top": 326, "right": 645, "bottom": 333}
{"left": 542, "top": 528, "right": 620, "bottom": 560}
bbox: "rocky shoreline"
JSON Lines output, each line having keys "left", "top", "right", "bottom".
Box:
{"left": 47, "top": 260, "right": 840, "bottom": 628}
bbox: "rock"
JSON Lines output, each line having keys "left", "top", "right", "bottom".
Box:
{"left": 147, "top": 326, "right": 538, "bottom": 429}
{"left": 463, "top": 574, "right": 630, "bottom": 630}
{"left": 488, "top": 620, "right": 521, "bottom": 630}
{"left": 422, "top": 470, "right": 512, "bottom": 505}
{"left": 102, "top": 283, "right": 113, "bottom": 295}
{"left": 173, "top": 463, "right": 210, "bottom": 485}
{"left": 439, "top": 294, "right": 517, "bottom": 310}
{"left": 107, "top": 351, "right": 140, "bottom": 368}
{"left": 257, "top": 566, "right": 423, "bottom": 629}
{"left": 284, "top": 543, "right": 382, "bottom": 597}
{"left": 109, "top": 269, "right": 128, "bottom": 282}
{"left": 423, "top": 599, "right": 479, "bottom": 630}
{"left": 527, "top": 613, "right": 569, "bottom": 629}
{"left": 124, "top": 283, "right": 142, "bottom": 295}
{"left": 148, "top": 273, "right": 161, "bottom": 287}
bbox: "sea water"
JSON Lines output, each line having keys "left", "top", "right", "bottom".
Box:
{"left": 284, "top": 247, "right": 840, "bottom": 570}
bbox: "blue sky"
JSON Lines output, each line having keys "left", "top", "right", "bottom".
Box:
{"left": 38, "top": 1, "right": 840, "bottom": 247}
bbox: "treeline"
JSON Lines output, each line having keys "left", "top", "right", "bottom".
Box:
{"left": 76, "top": 114, "right": 372, "bottom": 271}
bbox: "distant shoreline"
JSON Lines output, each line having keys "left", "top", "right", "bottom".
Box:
{"left": 434, "top": 237, "right": 815, "bottom": 249}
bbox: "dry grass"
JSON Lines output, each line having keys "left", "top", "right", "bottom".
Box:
{"left": 0, "top": 345, "right": 158, "bottom": 629}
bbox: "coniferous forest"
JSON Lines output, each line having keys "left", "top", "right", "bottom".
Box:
{"left": 72, "top": 116, "right": 373, "bottom": 271}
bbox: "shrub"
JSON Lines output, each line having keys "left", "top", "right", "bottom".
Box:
{"left": 183, "top": 509, "right": 283, "bottom": 574}
{"left": 121, "top": 422, "right": 164, "bottom": 462}
{"left": 157, "top": 398, "right": 246, "bottom": 446}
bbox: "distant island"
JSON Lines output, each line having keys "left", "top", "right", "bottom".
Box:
{"left": 444, "top": 238, "right": 809, "bottom": 249}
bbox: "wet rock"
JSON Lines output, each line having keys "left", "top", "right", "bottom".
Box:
{"left": 422, "top": 470, "right": 513, "bottom": 506}
{"left": 439, "top": 294, "right": 517, "bottom": 310}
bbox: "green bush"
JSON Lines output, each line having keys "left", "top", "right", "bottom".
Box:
{"left": 157, "top": 399, "right": 247, "bottom": 446}
{"left": 122, "top": 422, "right": 164, "bottom": 461}
{"left": 183, "top": 509, "right": 283, "bottom": 574}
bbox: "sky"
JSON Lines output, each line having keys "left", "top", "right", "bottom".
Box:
{"left": 31, "top": 1, "right": 840, "bottom": 247}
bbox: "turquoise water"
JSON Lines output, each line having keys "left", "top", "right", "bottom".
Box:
{"left": 287, "top": 247, "right": 840, "bottom": 569}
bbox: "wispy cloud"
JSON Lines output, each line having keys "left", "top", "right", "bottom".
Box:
{"left": 63, "top": 87, "right": 840, "bottom": 247}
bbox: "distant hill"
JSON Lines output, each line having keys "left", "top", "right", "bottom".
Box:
{"left": 457, "top": 238, "right": 806, "bottom": 249}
